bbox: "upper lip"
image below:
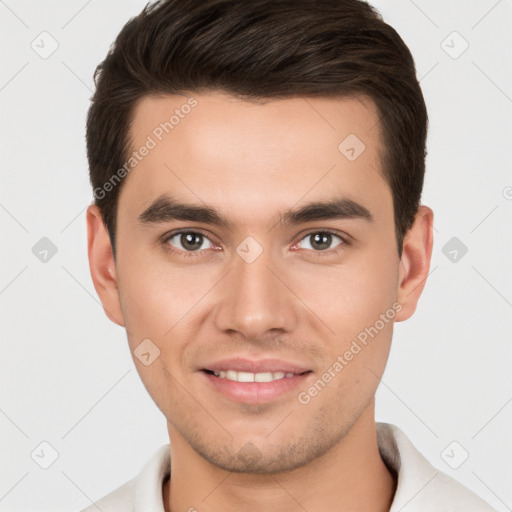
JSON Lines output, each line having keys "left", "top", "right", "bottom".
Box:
{"left": 202, "top": 358, "right": 312, "bottom": 374}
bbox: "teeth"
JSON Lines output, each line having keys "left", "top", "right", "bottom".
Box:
{"left": 256, "top": 371, "right": 283, "bottom": 382}
{"left": 211, "top": 370, "right": 296, "bottom": 382}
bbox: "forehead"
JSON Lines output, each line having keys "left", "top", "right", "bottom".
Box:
{"left": 119, "top": 91, "right": 390, "bottom": 226}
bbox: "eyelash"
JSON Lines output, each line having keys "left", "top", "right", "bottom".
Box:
{"left": 161, "top": 229, "right": 350, "bottom": 258}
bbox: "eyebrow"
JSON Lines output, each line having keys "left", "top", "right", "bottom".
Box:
{"left": 137, "top": 194, "right": 373, "bottom": 229}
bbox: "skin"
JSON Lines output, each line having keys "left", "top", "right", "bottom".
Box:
{"left": 87, "top": 91, "right": 433, "bottom": 512}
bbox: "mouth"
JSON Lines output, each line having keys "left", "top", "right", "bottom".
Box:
{"left": 203, "top": 369, "right": 309, "bottom": 382}
{"left": 200, "top": 360, "right": 313, "bottom": 404}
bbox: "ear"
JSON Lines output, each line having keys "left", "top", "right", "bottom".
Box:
{"left": 395, "top": 205, "right": 434, "bottom": 322}
{"left": 86, "top": 204, "right": 125, "bottom": 327}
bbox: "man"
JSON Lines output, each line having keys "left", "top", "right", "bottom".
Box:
{"left": 82, "top": 0, "right": 496, "bottom": 510}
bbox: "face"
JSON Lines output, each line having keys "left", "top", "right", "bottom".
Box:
{"left": 88, "top": 91, "right": 430, "bottom": 473}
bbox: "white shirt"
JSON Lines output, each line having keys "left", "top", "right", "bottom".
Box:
{"left": 79, "top": 422, "right": 496, "bottom": 511}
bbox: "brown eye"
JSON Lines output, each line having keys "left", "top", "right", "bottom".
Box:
{"left": 166, "top": 231, "right": 213, "bottom": 252}
{"left": 297, "top": 231, "right": 345, "bottom": 252}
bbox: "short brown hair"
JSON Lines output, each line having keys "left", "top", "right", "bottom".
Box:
{"left": 86, "top": 0, "right": 428, "bottom": 258}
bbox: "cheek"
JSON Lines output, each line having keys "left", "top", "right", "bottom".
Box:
{"left": 294, "top": 245, "right": 399, "bottom": 404}
{"left": 294, "top": 249, "right": 399, "bottom": 338}
{"left": 117, "top": 246, "right": 211, "bottom": 332}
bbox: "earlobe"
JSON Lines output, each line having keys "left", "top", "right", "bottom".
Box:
{"left": 395, "top": 205, "right": 434, "bottom": 322}
{"left": 86, "top": 204, "right": 125, "bottom": 327}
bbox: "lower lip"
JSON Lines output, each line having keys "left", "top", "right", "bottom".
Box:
{"left": 201, "top": 371, "right": 312, "bottom": 404}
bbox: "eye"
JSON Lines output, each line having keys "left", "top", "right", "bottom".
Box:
{"left": 295, "top": 231, "right": 347, "bottom": 253}
{"left": 164, "top": 231, "right": 214, "bottom": 253}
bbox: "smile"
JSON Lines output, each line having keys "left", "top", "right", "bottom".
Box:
{"left": 211, "top": 370, "right": 296, "bottom": 382}
{"left": 202, "top": 367, "right": 313, "bottom": 404}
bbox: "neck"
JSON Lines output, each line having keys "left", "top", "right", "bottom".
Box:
{"left": 163, "top": 405, "right": 396, "bottom": 512}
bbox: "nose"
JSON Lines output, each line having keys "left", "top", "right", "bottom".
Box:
{"left": 212, "top": 242, "right": 299, "bottom": 341}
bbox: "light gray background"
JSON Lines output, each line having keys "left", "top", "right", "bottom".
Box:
{"left": 1, "top": 1, "right": 511, "bottom": 511}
